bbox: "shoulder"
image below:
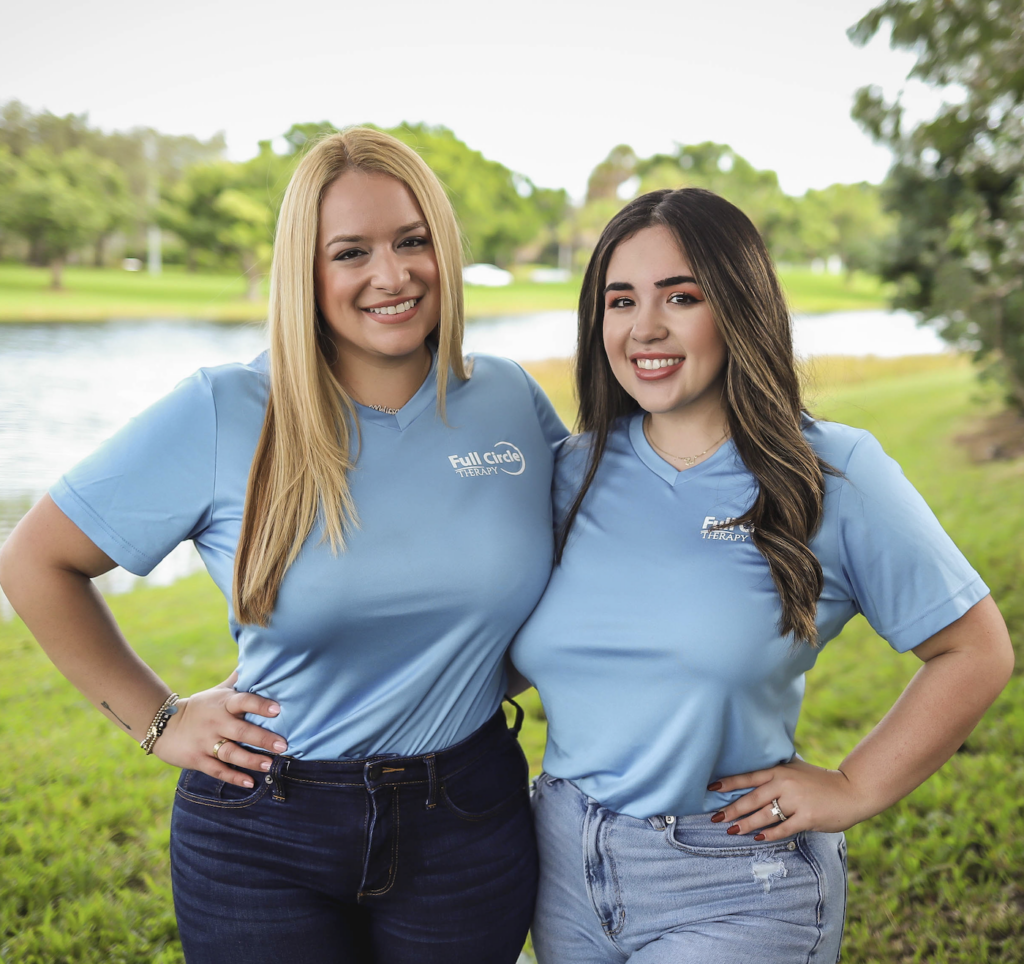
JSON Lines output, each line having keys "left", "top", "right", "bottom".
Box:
{"left": 197, "top": 351, "right": 270, "bottom": 402}
{"left": 802, "top": 417, "right": 879, "bottom": 474}
{"left": 462, "top": 352, "right": 537, "bottom": 393}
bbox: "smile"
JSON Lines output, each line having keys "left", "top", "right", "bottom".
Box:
{"left": 635, "top": 357, "right": 683, "bottom": 370}
{"left": 364, "top": 298, "right": 419, "bottom": 316}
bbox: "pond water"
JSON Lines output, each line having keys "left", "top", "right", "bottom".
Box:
{"left": 0, "top": 309, "right": 949, "bottom": 614}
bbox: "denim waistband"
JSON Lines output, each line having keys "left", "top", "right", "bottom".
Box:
{"left": 255, "top": 703, "right": 523, "bottom": 796}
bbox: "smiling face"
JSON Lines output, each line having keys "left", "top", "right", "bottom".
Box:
{"left": 602, "top": 224, "right": 728, "bottom": 420}
{"left": 314, "top": 170, "right": 441, "bottom": 384}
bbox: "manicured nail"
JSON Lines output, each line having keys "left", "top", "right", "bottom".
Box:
{"left": 707, "top": 781, "right": 723, "bottom": 791}
{"left": 754, "top": 834, "right": 766, "bottom": 841}
{"left": 243, "top": 779, "right": 254, "bottom": 788}
{"left": 273, "top": 741, "right": 287, "bottom": 752}
{"left": 260, "top": 760, "right": 271, "bottom": 771}
{"left": 268, "top": 703, "right": 281, "bottom": 715}
{"left": 727, "top": 825, "right": 740, "bottom": 835}
{"left": 710, "top": 812, "right": 725, "bottom": 823}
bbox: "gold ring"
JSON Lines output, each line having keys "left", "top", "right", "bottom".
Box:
{"left": 212, "top": 739, "right": 229, "bottom": 759}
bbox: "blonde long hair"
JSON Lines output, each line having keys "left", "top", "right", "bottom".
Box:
{"left": 233, "top": 128, "right": 468, "bottom": 626}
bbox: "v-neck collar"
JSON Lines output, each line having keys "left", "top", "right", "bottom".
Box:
{"left": 628, "top": 412, "right": 736, "bottom": 487}
{"left": 352, "top": 347, "right": 439, "bottom": 432}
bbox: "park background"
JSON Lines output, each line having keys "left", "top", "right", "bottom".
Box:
{"left": 2, "top": 0, "right": 1024, "bottom": 961}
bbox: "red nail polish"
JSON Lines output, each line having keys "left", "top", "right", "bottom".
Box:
{"left": 727, "top": 825, "right": 740, "bottom": 835}
{"left": 707, "top": 782, "right": 723, "bottom": 791}
{"left": 710, "top": 812, "right": 725, "bottom": 823}
{"left": 754, "top": 834, "right": 766, "bottom": 841}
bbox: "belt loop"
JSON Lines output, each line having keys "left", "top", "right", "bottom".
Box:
{"left": 424, "top": 753, "right": 438, "bottom": 809}
{"left": 504, "top": 696, "right": 525, "bottom": 737}
{"left": 268, "top": 755, "right": 288, "bottom": 802}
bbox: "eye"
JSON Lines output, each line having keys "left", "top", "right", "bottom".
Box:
{"left": 608, "top": 296, "right": 635, "bottom": 309}
{"left": 399, "top": 235, "right": 430, "bottom": 248}
{"left": 669, "top": 291, "right": 701, "bottom": 305}
{"left": 334, "top": 247, "right": 366, "bottom": 262}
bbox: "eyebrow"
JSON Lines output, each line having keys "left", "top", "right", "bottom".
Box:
{"left": 324, "top": 220, "right": 428, "bottom": 248}
{"left": 603, "top": 275, "right": 698, "bottom": 294}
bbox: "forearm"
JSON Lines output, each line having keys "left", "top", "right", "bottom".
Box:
{"left": 0, "top": 506, "right": 170, "bottom": 737}
{"left": 839, "top": 601, "right": 1013, "bottom": 819}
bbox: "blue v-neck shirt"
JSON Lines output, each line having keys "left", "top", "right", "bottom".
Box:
{"left": 511, "top": 413, "right": 988, "bottom": 819}
{"left": 52, "top": 350, "right": 567, "bottom": 759}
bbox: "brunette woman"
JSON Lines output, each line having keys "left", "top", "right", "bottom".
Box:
{"left": 511, "top": 188, "right": 1012, "bottom": 963}
{"left": 0, "top": 129, "right": 566, "bottom": 964}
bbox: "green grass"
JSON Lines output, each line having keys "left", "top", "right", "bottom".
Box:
{"left": 3, "top": 355, "right": 1020, "bottom": 962}
{"left": 0, "top": 263, "right": 889, "bottom": 323}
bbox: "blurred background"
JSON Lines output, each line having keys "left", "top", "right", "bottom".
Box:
{"left": 2, "top": 1, "right": 1023, "bottom": 962}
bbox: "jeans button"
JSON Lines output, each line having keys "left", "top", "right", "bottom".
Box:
{"left": 787, "top": 841, "right": 797, "bottom": 851}
{"left": 665, "top": 815, "right": 675, "bottom": 824}
{"left": 367, "top": 764, "right": 381, "bottom": 781}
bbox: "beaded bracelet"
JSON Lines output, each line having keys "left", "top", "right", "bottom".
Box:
{"left": 140, "top": 693, "right": 180, "bottom": 754}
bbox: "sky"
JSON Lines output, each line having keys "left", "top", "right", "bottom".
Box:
{"left": 1, "top": 0, "right": 937, "bottom": 200}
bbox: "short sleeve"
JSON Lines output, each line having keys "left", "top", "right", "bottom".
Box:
{"left": 836, "top": 432, "right": 989, "bottom": 652}
{"left": 49, "top": 370, "right": 217, "bottom": 576}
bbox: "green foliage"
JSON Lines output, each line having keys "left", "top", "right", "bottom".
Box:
{"left": 850, "top": 0, "right": 1024, "bottom": 408}
{"left": 385, "top": 122, "right": 562, "bottom": 266}
{"left": 0, "top": 146, "right": 130, "bottom": 288}
{"left": 158, "top": 143, "right": 291, "bottom": 295}
{"left": 1, "top": 359, "right": 1021, "bottom": 961}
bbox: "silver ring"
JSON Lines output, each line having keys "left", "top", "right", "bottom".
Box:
{"left": 212, "top": 738, "right": 229, "bottom": 759}
{"left": 770, "top": 798, "right": 788, "bottom": 821}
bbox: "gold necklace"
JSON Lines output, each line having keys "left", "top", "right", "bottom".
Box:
{"left": 644, "top": 416, "right": 729, "bottom": 467}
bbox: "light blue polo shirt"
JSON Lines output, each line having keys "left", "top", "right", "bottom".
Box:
{"left": 52, "top": 350, "right": 567, "bottom": 760}
{"left": 511, "top": 413, "right": 989, "bottom": 819}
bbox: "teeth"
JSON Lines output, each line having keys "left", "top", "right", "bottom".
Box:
{"left": 636, "top": 357, "right": 683, "bottom": 370}
{"left": 368, "top": 299, "right": 417, "bottom": 315}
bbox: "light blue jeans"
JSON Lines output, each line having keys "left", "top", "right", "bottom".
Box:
{"left": 531, "top": 773, "right": 847, "bottom": 963}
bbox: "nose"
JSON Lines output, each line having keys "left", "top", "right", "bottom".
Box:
{"left": 370, "top": 248, "right": 409, "bottom": 294}
{"left": 630, "top": 302, "right": 668, "bottom": 344}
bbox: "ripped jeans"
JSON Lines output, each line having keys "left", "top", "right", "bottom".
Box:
{"left": 531, "top": 773, "right": 847, "bottom": 964}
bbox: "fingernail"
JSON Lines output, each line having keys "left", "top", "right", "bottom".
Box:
{"left": 261, "top": 760, "right": 271, "bottom": 771}
{"left": 268, "top": 703, "right": 280, "bottom": 715}
{"left": 710, "top": 812, "right": 725, "bottom": 823}
{"left": 754, "top": 834, "right": 766, "bottom": 841}
{"left": 243, "top": 779, "right": 254, "bottom": 788}
{"left": 273, "top": 741, "right": 287, "bottom": 752}
{"left": 707, "top": 781, "right": 723, "bottom": 791}
{"left": 727, "top": 825, "right": 740, "bottom": 835}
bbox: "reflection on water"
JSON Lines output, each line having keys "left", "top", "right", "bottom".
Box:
{"left": 0, "top": 311, "right": 951, "bottom": 617}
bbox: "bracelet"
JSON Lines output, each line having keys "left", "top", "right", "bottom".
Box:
{"left": 140, "top": 693, "right": 180, "bottom": 755}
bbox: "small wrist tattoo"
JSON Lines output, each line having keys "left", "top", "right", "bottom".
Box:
{"left": 101, "top": 701, "right": 131, "bottom": 731}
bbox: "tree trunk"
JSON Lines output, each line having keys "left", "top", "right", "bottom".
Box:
{"left": 242, "top": 250, "right": 261, "bottom": 302}
{"left": 50, "top": 256, "right": 64, "bottom": 290}
{"left": 94, "top": 234, "right": 107, "bottom": 267}
{"left": 186, "top": 248, "right": 197, "bottom": 273}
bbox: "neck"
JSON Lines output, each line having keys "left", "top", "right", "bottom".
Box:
{"left": 334, "top": 345, "right": 432, "bottom": 411}
{"left": 645, "top": 395, "right": 730, "bottom": 467}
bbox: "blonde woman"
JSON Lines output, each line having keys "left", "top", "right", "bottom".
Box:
{"left": 0, "top": 129, "right": 566, "bottom": 963}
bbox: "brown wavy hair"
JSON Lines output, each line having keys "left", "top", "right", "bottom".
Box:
{"left": 561, "top": 187, "right": 833, "bottom": 646}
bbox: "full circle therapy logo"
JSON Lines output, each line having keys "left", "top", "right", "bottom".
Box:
{"left": 447, "top": 441, "right": 526, "bottom": 478}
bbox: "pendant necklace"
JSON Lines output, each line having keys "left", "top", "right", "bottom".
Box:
{"left": 644, "top": 415, "right": 729, "bottom": 467}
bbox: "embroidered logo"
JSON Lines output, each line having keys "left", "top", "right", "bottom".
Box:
{"left": 701, "top": 515, "right": 752, "bottom": 542}
{"left": 447, "top": 441, "right": 525, "bottom": 478}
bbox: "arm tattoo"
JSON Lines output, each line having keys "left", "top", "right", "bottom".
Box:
{"left": 101, "top": 701, "right": 131, "bottom": 731}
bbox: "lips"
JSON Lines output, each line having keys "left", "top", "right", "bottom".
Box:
{"left": 631, "top": 354, "right": 684, "bottom": 380}
{"left": 360, "top": 297, "right": 420, "bottom": 323}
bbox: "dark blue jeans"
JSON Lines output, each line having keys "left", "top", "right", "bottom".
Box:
{"left": 170, "top": 707, "right": 537, "bottom": 963}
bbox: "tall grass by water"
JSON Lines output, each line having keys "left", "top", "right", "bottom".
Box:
{"left": 1, "top": 355, "right": 1020, "bottom": 962}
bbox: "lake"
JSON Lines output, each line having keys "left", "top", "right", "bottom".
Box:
{"left": 0, "top": 310, "right": 949, "bottom": 613}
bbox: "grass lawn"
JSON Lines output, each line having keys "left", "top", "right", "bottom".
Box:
{"left": 0, "top": 263, "right": 891, "bottom": 322}
{"left": 3, "top": 354, "right": 1020, "bottom": 962}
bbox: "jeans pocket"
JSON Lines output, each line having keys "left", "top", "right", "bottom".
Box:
{"left": 175, "top": 767, "right": 270, "bottom": 810}
{"left": 667, "top": 822, "right": 802, "bottom": 858}
{"left": 441, "top": 737, "right": 530, "bottom": 822}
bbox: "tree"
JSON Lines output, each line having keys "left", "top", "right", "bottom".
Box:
{"left": 795, "top": 182, "right": 895, "bottom": 275}
{"left": 850, "top": 0, "right": 1024, "bottom": 408}
{"left": 4, "top": 147, "right": 123, "bottom": 288}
